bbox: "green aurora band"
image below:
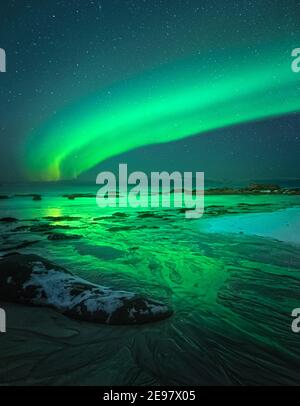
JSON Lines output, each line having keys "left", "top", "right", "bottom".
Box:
{"left": 23, "top": 44, "right": 300, "bottom": 181}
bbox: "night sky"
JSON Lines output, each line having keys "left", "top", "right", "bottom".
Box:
{"left": 0, "top": 0, "right": 300, "bottom": 183}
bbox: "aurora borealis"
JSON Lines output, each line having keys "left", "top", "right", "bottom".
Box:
{"left": 0, "top": 0, "right": 300, "bottom": 181}
{"left": 22, "top": 41, "right": 300, "bottom": 181}
{"left": 1, "top": 0, "right": 300, "bottom": 389}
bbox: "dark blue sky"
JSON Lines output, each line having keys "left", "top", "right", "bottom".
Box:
{"left": 0, "top": 0, "right": 299, "bottom": 182}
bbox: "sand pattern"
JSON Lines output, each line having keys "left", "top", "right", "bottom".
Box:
{"left": 0, "top": 191, "right": 300, "bottom": 385}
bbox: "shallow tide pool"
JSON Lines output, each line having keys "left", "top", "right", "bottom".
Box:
{"left": 1, "top": 189, "right": 300, "bottom": 385}
{"left": 199, "top": 207, "right": 300, "bottom": 245}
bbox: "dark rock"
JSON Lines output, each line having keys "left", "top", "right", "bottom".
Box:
{"left": 29, "top": 223, "right": 53, "bottom": 232}
{"left": 0, "top": 240, "right": 39, "bottom": 252}
{"left": 112, "top": 212, "right": 129, "bottom": 218}
{"left": 1, "top": 251, "right": 20, "bottom": 258}
{"left": 15, "top": 194, "right": 42, "bottom": 199}
{"left": 129, "top": 247, "right": 139, "bottom": 252}
{"left": 32, "top": 195, "right": 42, "bottom": 201}
{"left": 93, "top": 213, "right": 129, "bottom": 221}
{"left": 137, "top": 212, "right": 163, "bottom": 219}
{"left": 93, "top": 216, "right": 110, "bottom": 221}
{"left": 0, "top": 254, "right": 172, "bottom": 324}
{"left": 63, "top": 192, "right": 120, "bottom": 200}
{"left": 205, "top": 184, "right": 283, "bottom": 195}
{"left": 0, "top": 195, "right": 9, "bottom": 199}
{"left": 283, "top": 188, "right": 300, "bottom": 195}
{"left": 44, "top": 216, "right": 81, "bottom": 221}
{"left": 177, "top": 208, "right": 190, "bottom": 214}
{"left": 12, "top": 220, "right": 80, "bottom": 234}
{"left": 0, "top": 217, "right": 18, "bottom": 223}
{"left": 12, "top": 225, "right": 30, "bottom": 232}
{"left": 108, "top": 226, "right": 136, "bottom": 232}
{"left": 29, "top": 223, "right": 74, "bottom": 233}
{"left": 245, "top": 183, "right": 281, "bottom": 192}
{"left": 62, "top": 193, "right": 95, "bottom": 199}
{"left": 47, "top": 233, "right": 82, "bottom": 240}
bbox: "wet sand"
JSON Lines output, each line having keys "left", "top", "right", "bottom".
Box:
{"left": 1, "top": 191, "right": 300, "bottom": 385}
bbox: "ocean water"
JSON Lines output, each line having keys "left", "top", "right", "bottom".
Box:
{"left": 0, "top": 185, "right": 300, "bottom": 385}
{"left": 200, "top": 207, "right": 300, "bottom": 245}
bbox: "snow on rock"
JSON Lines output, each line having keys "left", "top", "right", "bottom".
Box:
{"left": 0, "top": 254, "right": 172, "bottom": 324}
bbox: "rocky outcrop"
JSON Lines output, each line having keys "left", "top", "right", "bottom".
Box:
{"left": 32, "top": 195, "right": 42, "bottom": 201}
{"left": 0, "top": 217, "right": 18, "bottom": 223}
{"left": 0, "top": 254, "right": 172, "bottom": 325}
{"left": 44, "top": 216, "right": 81, "bottom": 221}
{"left": 15, "top": 194, "right": 42, "bottom": 200}
{"left": 47, "top": 233, "right": 82, "bottom": 240}
{"left": 205, "top": 184, "right": 300, "bottom": 195}
{"left": 0, "top": 240, "right": 39, "bottom": 252}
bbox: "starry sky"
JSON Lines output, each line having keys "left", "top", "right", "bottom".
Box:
{"left": 0, "top": 0, "right": 299, "bottom": 183}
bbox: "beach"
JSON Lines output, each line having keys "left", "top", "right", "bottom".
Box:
{"left": 0, "top": 186, "right": 300, "bottom": 385}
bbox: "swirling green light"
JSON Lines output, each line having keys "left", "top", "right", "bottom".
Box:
{"left": 23, "top": 45, "right": 300, "bottom": 181}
